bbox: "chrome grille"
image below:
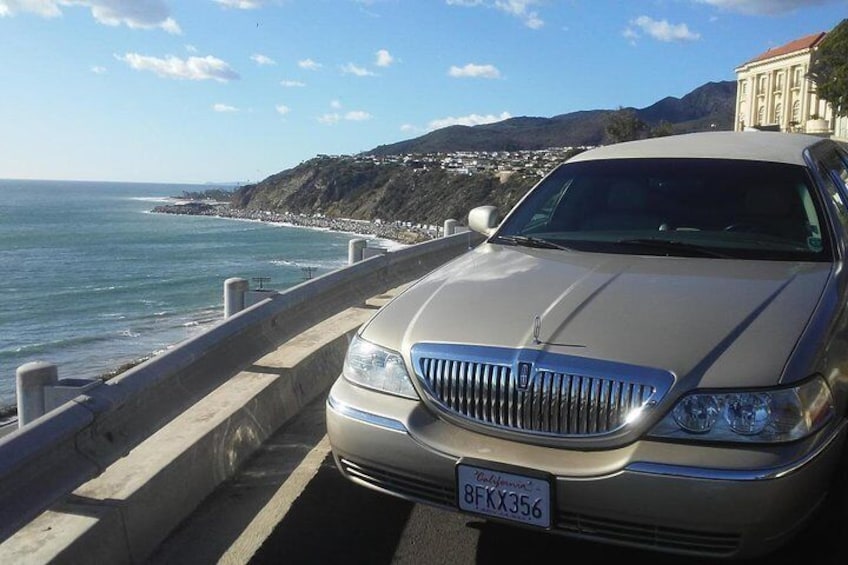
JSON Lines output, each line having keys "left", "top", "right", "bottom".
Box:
{"left": 416, "top": 354, "right": 657, "bottom": 437}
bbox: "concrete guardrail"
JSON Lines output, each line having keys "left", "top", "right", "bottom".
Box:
{"left": 0, "top": 228, "right": 483, "bottom": 547}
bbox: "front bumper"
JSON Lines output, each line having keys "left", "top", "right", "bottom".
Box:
{"left": 325, "top": 377, "right": 848, "bottom": 559}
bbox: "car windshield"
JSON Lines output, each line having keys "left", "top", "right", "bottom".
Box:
{"left": 495, "top": 157, "right": 831, "bottom": 261}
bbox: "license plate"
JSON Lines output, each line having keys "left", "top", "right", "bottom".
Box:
{"left": 456, "top": 463, "right": 551, "bottom": 528}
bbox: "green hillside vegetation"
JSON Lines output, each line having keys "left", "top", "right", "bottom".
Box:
{"left": 232, "top": 155, "right": 546, "bottom": 225}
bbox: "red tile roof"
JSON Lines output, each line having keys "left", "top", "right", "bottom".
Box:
{"left": 742, "top": 32, "right": 827, "bottom": 65}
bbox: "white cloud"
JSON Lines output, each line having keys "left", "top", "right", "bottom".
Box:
{"left": 330, "top": 99, "right": 342, "bottom": 109}
{"left": 0, "top": 0, "right": 182, "bottom": 33}
{"left": 375, "top": 49, "right": 394, "bottom": 67}
{"left": 345, "top": 110, "right": 372, "bottom": 121}
{"left": 428, "top": 111, "right": 512, "bottom": 130}
{"left": 318, "top": 109, "right": 372, "bottom": 125}
{"left": 298, "top": 58, "right": 322, "bottom": 71}
{"left": 318, "top": 113, "right": 341, "bottom": 125}
{"left": 495, "top": 0, "right": 543, "bottom": 29}
{"left": 447, "top": 0, "right": 543, "bottom": 28}
{"left": 90, "top": 65, "right": 106, "bottom": 74}
{"left": 213, "top": 103, "right": 239, "bottom": 112}
{"left": 280, "top": 79, "right": 306, "bottom": 87}
{"left": 116, "top": 53, "right": 240, "bottom": 82}
{"left": 185, "top": 44, "right": 199, "bottom": 53}
{"left": 275, "top": 104, "right": 291, "bottom": 115}
{"left": 341, "top": 62, "right": 375, "bottom": 77}
{"left": 0, "top": 0, "right": 61, "bottom": 17}
{"left": 251, "top": 53, "right": 276, "bottom": 66}
{"left": 213, "top": 0, "right": 263, "bottom": 8}
{"left": 448, "top": 63, "right": 501, "bottom": 79}
{"left": 400, "top": 124, "right": 420, "bottom": 133}
{"left": 695, "top": 0, "right": 836, "bottom": 15}
{"left": 627, "top": 16, "right": 700, "bottom": 42}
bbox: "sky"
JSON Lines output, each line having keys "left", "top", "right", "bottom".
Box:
{"left": 0, "top": 0, "right": 846, "bottom": 184}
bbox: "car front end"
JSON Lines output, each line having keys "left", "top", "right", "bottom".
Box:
{"left": 326, "top": 132, "right": 848, "bottom": 559}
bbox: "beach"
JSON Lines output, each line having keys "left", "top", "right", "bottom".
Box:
{"left": 151, "top": 202, "right": 441, "bottom": 245}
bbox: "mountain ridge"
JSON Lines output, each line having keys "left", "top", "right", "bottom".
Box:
{"left": 367, "top": 80, "right": 736, "bottom": 155}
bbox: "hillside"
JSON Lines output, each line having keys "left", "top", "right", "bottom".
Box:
{"left": 231, "top": 155, "right": 543, "bottom": 227}
{"left": 228, "top": 80, "right": 737, "bottom": 232}
{"left": 368, "top": 81, "right": 736, "bottom": 155}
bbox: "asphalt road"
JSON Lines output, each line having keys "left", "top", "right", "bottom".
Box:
{"left": 149, "top": 395, "right": 848, "bottom": 565}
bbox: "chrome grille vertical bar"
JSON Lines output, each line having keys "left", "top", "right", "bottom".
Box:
{"left": 587, "top": 377, "right": 599, "bottom": 434}
{"left": 470, "top": 364, "right": 477, "bottom": 420}
{"left": 511, "top": 366, "right": 519, "bottom": 428}
{"left": 621, "top": 382, "right": 633, "bottom": 423}
{"left": 447, "top": 361, "right": 456, "bottom": 410}
{"left": 536, "top": 373, "right": 551, "bottom": 432}
{"left": 558, "top": 374, "right": 570, "bottom": 434}
{"left": 598, "top": 379, "right": 611, "bottom": 433}
{"left": 497, "top": 367, "right": 506, "bottom": 426}
{"left": 579, "top": 376, "right": 592, "bottom": 434}
{"left": 457, "top": 361, "right": 466, "bottom": 414}
{"left": 569, "top": 375, "right": 580, "bottom": 434}
{"left": 480, "top": 365, "right": 492, "bottom": 424}
{"left": 608, "top": 380, "right": 621, "bottom": 431}
{"left": 545, "top": 373, "right": 555, "bottom": 433}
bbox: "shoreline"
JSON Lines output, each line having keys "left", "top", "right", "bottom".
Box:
{"left": 151, "top": 202, "right": 440, "bottom": 245}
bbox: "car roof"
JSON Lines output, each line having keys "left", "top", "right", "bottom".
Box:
{"left": 568, "top": 131, "right": 829, "bottom": 167}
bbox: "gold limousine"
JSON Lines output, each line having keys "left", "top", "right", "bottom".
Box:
{"left": 326, "top": 131, "right": 848, "bottom": 559}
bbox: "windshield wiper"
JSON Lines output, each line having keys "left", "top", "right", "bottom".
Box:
{"left": 615, "top": 238, "right": 731, "bottom": 258}
{"left": 495, "top": 234, "right": 571, "bottom": 251}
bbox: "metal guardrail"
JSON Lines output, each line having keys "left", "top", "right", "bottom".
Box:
{"left": 0, "top": 230, "right": 482, "bottom": 543}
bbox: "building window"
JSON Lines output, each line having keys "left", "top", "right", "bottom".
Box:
{"left": 775, "top": 73, "right": 783, "bottom": 91}
{"left": 741, "top": 81, "right": 747, "bottom": 96}
{"left": 774, "top": 103, "right": 782, "bottom": 125}
{"left": 757, "top": 105, "right": 765, "bottom": 125}
{"left": 793, "top": 67, "right": 803, "bottom": 88}
{"left": 792, "top": 101, "right": 801, "bottom": 125}
{"left": 759, "top": 75, "right": 767, "bottom": 92}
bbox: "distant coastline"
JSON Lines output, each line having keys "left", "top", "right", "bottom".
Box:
{"left": 151, "top": 202, "right": 440, "bottom": 245}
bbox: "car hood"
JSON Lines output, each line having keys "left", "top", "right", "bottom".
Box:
{"left": 361, "top": 243, "right": 831, "bottom": 390}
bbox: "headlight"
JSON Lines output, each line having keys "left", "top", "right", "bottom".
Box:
{"left": 651, "top": 376, "right": 834, "bottom": 443}
{"left": 342, "top": 334, "right": 419, "bottom": 399}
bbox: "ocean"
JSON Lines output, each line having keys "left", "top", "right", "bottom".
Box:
{"left": 0, "top": 179, "right": 384, "bottom": 411}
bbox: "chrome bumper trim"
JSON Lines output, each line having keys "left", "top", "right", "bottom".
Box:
{"left": 327, "top": 394, "right": 409, "bottom": 433}
{"left": 627, "top": 420, "right": 847, "bottom": 481}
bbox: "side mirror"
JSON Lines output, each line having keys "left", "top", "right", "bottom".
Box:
{"left": 468, "top": 206, "right": 499, "bottom": 237}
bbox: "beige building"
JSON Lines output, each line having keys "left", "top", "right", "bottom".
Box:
{"left": 735, "top": 31, "right": 847, "bottom": 140}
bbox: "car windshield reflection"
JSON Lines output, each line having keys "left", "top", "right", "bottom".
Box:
{"left": 495, "top": 158, "right": 830, "bottom": 261}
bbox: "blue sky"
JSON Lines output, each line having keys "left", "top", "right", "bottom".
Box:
{"left": 0, "top": 0, "right": 845, "bottom": 184}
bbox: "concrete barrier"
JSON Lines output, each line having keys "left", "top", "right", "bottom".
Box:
{"left": 0, "top": 230, "right": 483, "bottom": 550}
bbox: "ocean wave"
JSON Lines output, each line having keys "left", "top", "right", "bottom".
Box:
{"left": 269, "top": 258, "right": 347, "bottom": 270}
{"left": 4, "top": 333, "right": 112, "bottom": 358}
{"left": 128, "top": 196, "right": 177, "bottom": 204}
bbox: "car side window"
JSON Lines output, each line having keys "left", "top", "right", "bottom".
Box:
{"left": 836, "top": 147, "right": 848, "bottom": 190}
{"left": 813, "top": 151, "right": 848, "bottom": 235}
